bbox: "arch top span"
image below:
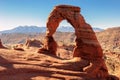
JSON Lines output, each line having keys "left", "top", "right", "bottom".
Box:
{"left": 46, "top": 5, "right": 86, "bottom": 36}
{"left": 54, "top": 5, "right": 80, "bottom": 12}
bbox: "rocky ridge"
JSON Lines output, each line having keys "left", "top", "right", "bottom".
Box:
{"left": 96, "top": 27, "right": 120, "bottom": 52}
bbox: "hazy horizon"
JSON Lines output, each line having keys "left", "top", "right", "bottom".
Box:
{"left": 0, "top": 0, "right": 120, "bottom": 31}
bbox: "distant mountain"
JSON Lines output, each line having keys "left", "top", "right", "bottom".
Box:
{"left": 0, "top": 26, "right": 46, "bottom": 33}
{"left": 93, "top": 28, "right": 104, "bottom": 32}
{"left": 0, "top": 26, "right": 103, "bottom": 33}
{"left": 57, "top": 26, "right": 74, "bottom": 32}
{"left": 57, "top": 26, "right": 104, "bottom": 32}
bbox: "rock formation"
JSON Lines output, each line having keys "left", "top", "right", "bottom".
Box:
{"left": 13, "top": 47, "right": 24, "bottom": 51}
{"left": 38, "top": 5, "right": 111, "bottom": 79}
{"left": 25, "top": 39, "right": 43, "bottom": 48}
{"left": 12, "top": 44, "right": 24, "bottom": 51}
{"left": 0, "top": 39, "right": 5, "bottom": 48}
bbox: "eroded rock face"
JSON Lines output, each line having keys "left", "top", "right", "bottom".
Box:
{"left": 38, "top": 5, "right": 109, "bottom": 79}
{"left": 25, "top": 39, "right": 43, "bottom": 48}
{"left": 0, "top": 39, "right": 5, "bottom": 48}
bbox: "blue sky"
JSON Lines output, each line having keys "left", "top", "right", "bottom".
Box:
{"left": 0, "top": 0, "right": 120, "bottom": 31}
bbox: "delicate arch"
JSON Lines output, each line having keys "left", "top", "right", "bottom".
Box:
{"left": 40, "top": 5, "right": 103, "bottom": 59}
{"left": 37, "top": 5, "right": 109, "bottom": 78}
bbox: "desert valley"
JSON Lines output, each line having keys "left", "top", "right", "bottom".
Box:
{"left": 0, "top": 26, "right": 120, "bottom": 80}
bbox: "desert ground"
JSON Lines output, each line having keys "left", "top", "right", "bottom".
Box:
{"left": 0, "top": 29, "right": 120, "bottom": 80}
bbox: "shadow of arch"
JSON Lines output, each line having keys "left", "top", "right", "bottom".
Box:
{"left": 0, "top": 56, "right": 14, "bottom": 68}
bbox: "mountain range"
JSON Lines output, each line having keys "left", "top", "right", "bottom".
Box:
{"left": 0, "top": 26, "right": 103, "bottom": 33}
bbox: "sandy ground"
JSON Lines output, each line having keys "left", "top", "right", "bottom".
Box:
{"left": 0, "top": 48, "right": 89, "bottom": 80}
{"left": 0, "top": 48, "right": 120, "bottom": 80}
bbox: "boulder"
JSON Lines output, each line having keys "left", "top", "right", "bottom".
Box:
{"left": 25, "top": 39, "right": 43, "bottom": 48}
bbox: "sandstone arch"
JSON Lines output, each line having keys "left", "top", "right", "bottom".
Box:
{"left": 38, "top": 5, "right": 109, "bottom": 78}
{"left": 39, "top": 5, "right": 103, "bottom": 60}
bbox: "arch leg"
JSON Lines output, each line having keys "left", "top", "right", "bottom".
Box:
{"left": 38, "top": 9, "right": 63, "bottom": 55}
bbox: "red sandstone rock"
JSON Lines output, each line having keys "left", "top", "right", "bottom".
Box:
{"left": 0, "top": 39, "right": 5, "bottom": 48}
{"left": 13, "top": 47, "right": 24, "bottom": 51}
{"left": 12, "top": 44, "right": 24, "bottom": 51}
{"left": 25, "top": 39, "right": 43, "bottom": 48}
{"left": 40, "top": 5, "right": 103, "bottom": 59}
{"left": 38, "top": 5, "right": 109, "bottom": 79}
{"left": 38, "top": 36, "right": 57, "bottom": 55}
